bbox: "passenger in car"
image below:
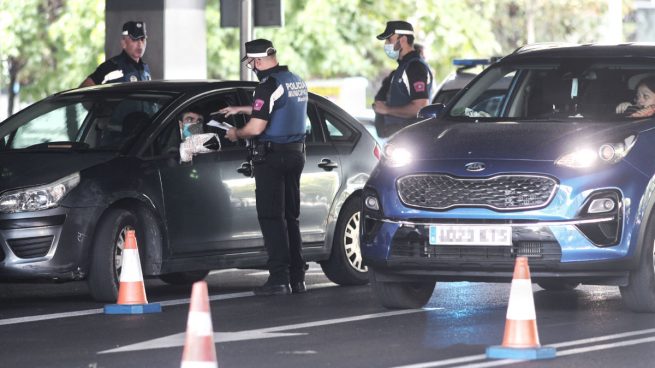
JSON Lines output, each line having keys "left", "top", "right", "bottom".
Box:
{"left": 616, "top": 76, "right": 655, "bottom": 118}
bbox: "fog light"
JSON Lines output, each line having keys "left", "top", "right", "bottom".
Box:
{"left": 599, "top": 144, "right": 616, "bottom": 162}
{"left": 588, "top": 198, "right": 615, "bottom": 214}
{"left": 365, "top": 196, "right": 380, "bottom": 211}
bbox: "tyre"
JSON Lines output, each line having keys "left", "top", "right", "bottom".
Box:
{"left": 370, "top": 269, "right": 435, "bottom": 309}
{"left": 87, "top": 208, "right": 141, "bottom": 302}
{"left": 620, "top": 220, "right": 655, "bottom": 312}
{"left": 537, "top": 280, "right": 580, "bottom": 291}
{"left": 160, "top": 270, "right": 209, "bottom": 285}
{"left": 320, "top": 198, "right": 369, "bottom": 285}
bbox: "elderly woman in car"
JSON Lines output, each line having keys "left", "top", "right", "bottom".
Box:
{"left": 616, "top": 76, "right": 655, "bottom": 118}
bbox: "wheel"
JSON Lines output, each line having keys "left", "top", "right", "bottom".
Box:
{"left": 369, "top": 269, "right": 435, "bottom": 309}
{"left": 620, "top": 220, "right": 655, "bottom": 312}
{"left": 537, "top": 280, "right": 580, "bottom": 291}
{"left": 160, "top": 270, "right": 209, "bottom": 285}
{"left": 320, "top": 198, "right": 369, "bottom": 285}
{"left": 87, "top": 208, "right": 140, "bottom": 302}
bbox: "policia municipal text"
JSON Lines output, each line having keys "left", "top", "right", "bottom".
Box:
{"left": 221, "top": 39, "right": 309, "bottom": 296}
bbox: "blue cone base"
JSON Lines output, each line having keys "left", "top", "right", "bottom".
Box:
{"left": 104, "top": 303, "right": 162, "bottom": 314}
{"left": 486, "top": 345, "right": 556, "bottom": 360}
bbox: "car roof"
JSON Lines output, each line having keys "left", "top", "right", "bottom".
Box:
{"left": 57, "top": 80, "right": 260, "bottom": 96}
{"left": 503, "top": 43, "right": 655, "bottom": 61}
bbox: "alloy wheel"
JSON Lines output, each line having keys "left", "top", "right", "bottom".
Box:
{"left": 343, "top": 211, "right": 367, "bottom": 273}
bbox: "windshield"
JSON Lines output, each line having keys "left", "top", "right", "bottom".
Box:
{"left": 0, "top": 93, "right": 174, "bottom": 151}
{"left": 448, "top": 57, "right": 655, "bottom": 122}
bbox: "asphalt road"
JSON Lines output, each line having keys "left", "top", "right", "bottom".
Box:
{"left": 2, "top": 264, "right": 655, "bottom": 368}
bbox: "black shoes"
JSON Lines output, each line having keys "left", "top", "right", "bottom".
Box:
{"left": 291, "top": 281, "right": 307, "bottom": 294}
{"left": 253, "top": 283, "right": 291, "bottom": 296}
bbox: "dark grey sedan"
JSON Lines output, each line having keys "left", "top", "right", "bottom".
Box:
{"left": 0, "top": 81, "right": 380, "bottom": 301}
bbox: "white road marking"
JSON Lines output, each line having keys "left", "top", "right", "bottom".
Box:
{"left": 391, "top": 328, "right": 655, "bottom": 368}
{"left": 0, "top": 283, "right": 336, "bottom": 327}
{"left": 100, "top": 308, "right": 438, "bottom": 354}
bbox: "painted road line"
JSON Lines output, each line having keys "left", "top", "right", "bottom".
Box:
{"left": 101, "top": 308, "right": 440, "bottom": 353}
{"left": 392, "top": 328, "right": 655, "bottom": 368}
{"left": 0, "top": 282, "right": 337, "bottom": 327}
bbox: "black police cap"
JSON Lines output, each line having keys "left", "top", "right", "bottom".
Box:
{"left": 376, "top": 20, "right": 414, "bottom": 40}
{"left": 241, "top": 39, "right": 277, "bottom": 62}
{"left": 122, "top": 21, "right": 147, "bottom": 40}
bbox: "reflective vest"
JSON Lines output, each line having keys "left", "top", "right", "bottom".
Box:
{"left": 105, "top": 51, "right": 151, "bottom": 84}
{"left": 386, "top": 53, "right": 433, "bottom": 107}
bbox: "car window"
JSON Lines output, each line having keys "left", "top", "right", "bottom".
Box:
{"left": 448, "top": 58, "right": 655, "bottom": 122}
{"left": 323, "top": 112, "right": 354, "bottom": 142}
{"left": 0, "top": 94, "right": 173, "bottom": 151}
{"left": 148, "top": 90, "right": 247, "bottom": 157}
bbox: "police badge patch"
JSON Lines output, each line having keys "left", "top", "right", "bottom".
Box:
{"left": 130, "top": 75, "right": 138, "bottom": 82}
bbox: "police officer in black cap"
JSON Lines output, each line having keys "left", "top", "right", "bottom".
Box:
{"left": 80, "top": 21, "right": 151, "bottom": 87}
{"left": 373, "top": 20, "right": 433, "bottom": 137}
{"left": 220, "top": 39, "right": 308, "bottom": 296}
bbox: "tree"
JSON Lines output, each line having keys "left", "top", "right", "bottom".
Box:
{"left": 0, "top": 0, "right": 103, "bottom": 116}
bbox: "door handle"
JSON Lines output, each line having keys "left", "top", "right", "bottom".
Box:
{"left": 237, "top": 161, "right": 252, "bottom": 177}
{"left": 318, "top": 158, "right": 338, "bottom": 171}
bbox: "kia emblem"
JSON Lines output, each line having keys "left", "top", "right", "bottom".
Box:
{"left": 465, "top": 162, "right": 486, "bottom": 172}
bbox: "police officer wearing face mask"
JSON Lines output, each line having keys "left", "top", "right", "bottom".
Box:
{"left": 80, "top": 21, "right": 151, "bottom": 87}
{"left": 220, "top": 39, "right": 308, "bottom": 296}
{"left": 373, "top": 21, "right": 433, "bottom": 138}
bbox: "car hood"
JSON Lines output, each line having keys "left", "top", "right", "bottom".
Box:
{"left": 392, "top": 119, "right": 649, "bottom": 161}
{"left": 0, "top": 152, "right": 116, "bottom": 193}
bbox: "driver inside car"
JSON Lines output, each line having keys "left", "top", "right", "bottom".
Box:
{"left": 616, "top": 76, "right": 655, "bottom": 118}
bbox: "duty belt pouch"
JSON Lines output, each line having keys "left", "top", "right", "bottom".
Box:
{"left": 251, "top": 143, "right": 267, "bottom": 163}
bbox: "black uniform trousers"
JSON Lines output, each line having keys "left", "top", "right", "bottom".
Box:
{"left": 253, "top": 146, "right": 306, "bottom": 285}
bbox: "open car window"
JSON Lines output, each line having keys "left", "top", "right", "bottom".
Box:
{"left": 0, "top": 93, "right": 173, "bottom": 151}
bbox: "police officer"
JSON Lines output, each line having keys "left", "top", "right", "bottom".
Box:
{"left": 221, "top": 39, "right": 308, "bottom": 296}
{"left": 373, "top": 21, "right": 433, "bottom": 137}
{"left": 80, "top": 21, "right": 151, "bottom": 87}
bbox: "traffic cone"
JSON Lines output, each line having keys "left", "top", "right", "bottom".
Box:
{"left": 181, "top": 281, "right": 218, "bottom": 368}
{"left": 486, "top": 256, "right": 556, "bottom": 360}
{"left": 104, "top": 229, "right": 161, "bottom": 314}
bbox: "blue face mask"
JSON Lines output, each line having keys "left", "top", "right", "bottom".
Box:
{"left": 384, "top": 43, "right": 399, "bottom": 60}
{"left": 182, "top": 123, "right": 193, "bottom": 139}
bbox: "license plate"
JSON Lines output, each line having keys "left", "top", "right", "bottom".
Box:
{"left": 429, "top": 225, "right": 512, "bottom": 246}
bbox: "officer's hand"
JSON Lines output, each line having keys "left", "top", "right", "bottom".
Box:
{"left": 214, "top": 106, "right": 239, "bottom": 117}
{"left": 226, "top": 127, "right": 239, "bottom": 142}
{"left": 373, "top": 101, "right": 389, "bottom": 115}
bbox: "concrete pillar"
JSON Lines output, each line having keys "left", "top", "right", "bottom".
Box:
{"left": 105, "top": 0, "right": 207, "bottom": 80}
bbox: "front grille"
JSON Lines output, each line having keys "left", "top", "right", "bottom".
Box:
{"left": 397, "top": 174, "right": 558, "bottom": 210}
{"left": 7, "top": 236, "right": 53, "bottom": 259}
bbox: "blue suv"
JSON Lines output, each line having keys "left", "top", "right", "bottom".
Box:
{"left": 362, "top": 43, "right": 655, "bottom": 312}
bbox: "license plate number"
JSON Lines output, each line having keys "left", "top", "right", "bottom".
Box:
{"left": 429, "top": 225, "right": 512, "bottom": 246}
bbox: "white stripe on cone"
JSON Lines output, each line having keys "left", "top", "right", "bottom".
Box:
{"left": 181, "top": 362, "right": 218, "bottom": 368}
{"left": 506, "top": 279, "right": 537, "bottom": 321}
{"left": 187, "top": 311, "right": 213, "bottom": 336}
{"left": 120, "top": 249, "right": 144, "bottom": 283}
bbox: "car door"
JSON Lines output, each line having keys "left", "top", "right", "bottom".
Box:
{"left": 150, "top": 89, "right": 263, "bottom": 255}
{"left": 299, "top": 99, "right": 344, "bottom": 244}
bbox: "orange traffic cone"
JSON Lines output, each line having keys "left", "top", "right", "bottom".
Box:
{"left": 104, "top": 229, "right": 161, "bottom": 314}
{"left": 181, "top": 281, "right": 218, "bottom": 368}
{"left": 486, "top": 256, "right": 556, "bottom": 360}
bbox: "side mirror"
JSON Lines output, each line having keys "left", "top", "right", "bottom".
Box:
{"left": 417, "top": 103, "right": 446, "bottom": 119}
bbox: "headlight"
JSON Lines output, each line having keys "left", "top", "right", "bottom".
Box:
{"left": 555, "top": 135, "right": 636, "bottom": 168}
{"left": 0, "top": 173, "right": 80, "bottom": 214}
{"left": 383, "top": 144, "right": 413, "bottom": 168}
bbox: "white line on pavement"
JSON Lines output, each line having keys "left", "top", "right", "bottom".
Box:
{"left": 0, "top": 282, "right": 337, "bottom": 326}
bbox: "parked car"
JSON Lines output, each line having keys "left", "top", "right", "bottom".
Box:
{"left": 0, "top": 81, "right": 380, "bottom": 301}
{"left": 362, "top": 43, "right": 655, "bottom": 312}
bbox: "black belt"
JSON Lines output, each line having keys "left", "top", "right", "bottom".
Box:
{"left": 261, "top": 141, "right": 305, "bottom": 152}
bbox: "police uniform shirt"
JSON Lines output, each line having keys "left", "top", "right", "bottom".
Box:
{"left": 88, "top": 51, "right": 151, "bottom": 85}
{"left": 250, "top": 65, "right": 308, "bottom": 143}
{"left": 382, "top": 50, "right": 432, "bottom": 104}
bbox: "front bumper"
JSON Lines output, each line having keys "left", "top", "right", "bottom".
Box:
{"left": 361, "top": 215, "right": 632, "bottom": 285}
{"left": 0, "top": 206, "right": 99, "bottom": 281}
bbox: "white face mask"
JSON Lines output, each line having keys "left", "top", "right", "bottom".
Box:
{"left": 384, "top": 43, "right": 399, "bottom": 59}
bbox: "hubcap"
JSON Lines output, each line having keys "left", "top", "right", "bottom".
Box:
{"left": 114, "top": 226, "right": 129, "bottom": 280}
{"left": 343, "top": 211, "right": 367, "bottom": 273}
